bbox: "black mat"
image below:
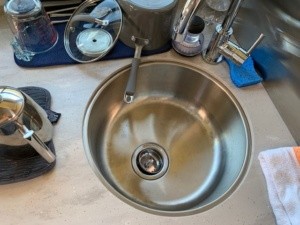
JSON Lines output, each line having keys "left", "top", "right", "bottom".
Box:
{"left": 0, "top": 87, "right": 60, "bottom": 185}
{"left": 14, "top": 23, "right": 172, "bottom": 68}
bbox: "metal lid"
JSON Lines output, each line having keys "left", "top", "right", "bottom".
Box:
{"left": 64, "top": 0, "right": 122, "bottom": 63}
{"left": 0, "top": 86, "right": 24, "bottom": 127}
{"left": 76, "top": 28, "right": 113, "bottom": 57}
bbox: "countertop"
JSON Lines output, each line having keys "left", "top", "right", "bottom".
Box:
{"left": 0, "top": 9, "right": 296, "bottom": 225}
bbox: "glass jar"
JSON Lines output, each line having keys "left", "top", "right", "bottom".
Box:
{"left": 4, "top": 0, "right": 58, "bottom": 61}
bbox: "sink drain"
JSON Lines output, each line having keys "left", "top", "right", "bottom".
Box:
{"left": 132, "top": 143, "right": 169, "bottom": 180}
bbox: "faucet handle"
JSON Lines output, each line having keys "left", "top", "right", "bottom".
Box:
{"left": 245, "top": 33, "right": 265, "bottom": 55}
{"left": 219, "top": 33, "right": 264, "bottom": 65}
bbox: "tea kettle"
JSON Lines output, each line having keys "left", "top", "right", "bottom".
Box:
{"left": 0, "top": 86, "right": 55, "bottom": 163}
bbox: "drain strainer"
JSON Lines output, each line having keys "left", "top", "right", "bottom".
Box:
{"left": 131, "top": 143, "right": 169, "bottom": 180}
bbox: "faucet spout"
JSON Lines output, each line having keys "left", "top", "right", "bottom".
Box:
{"left": 172, "top": 0, "right": 203, "bottom": 43}
{"left": 221, "top": 0, "right": 243, "bottom": 32}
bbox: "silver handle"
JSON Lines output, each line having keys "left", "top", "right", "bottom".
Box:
{"left": 17, "top": 123, "right": 55, "bottom": 163}
{"left": 246, "top": 33, "right": 265, "bottom": 55}
{"left": 70, "top": 14, "right": 109, "bottom": 26}
{"left": 219, "top": 33, "right": 264, "bottom": 65}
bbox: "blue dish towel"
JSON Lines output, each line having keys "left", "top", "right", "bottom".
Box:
{"left": 225, "top": 57, "right": 262, "bottom": 88}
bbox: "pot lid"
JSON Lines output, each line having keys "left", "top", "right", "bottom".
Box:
{"left": 0, "top": 87, "right": 24, "bottom": 127}
{"left": 64, "top": 0, "right": 122, "bottom": 63}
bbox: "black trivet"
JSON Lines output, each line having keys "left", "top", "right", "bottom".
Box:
{"left": 0, "top": 87, "right": 60, "bottom": 185}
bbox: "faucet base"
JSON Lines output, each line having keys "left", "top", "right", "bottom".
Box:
{"left": 202, "top": 24, "right": 232, "bottom": 64}
{"left": 202, "top": 49, "right": 224, "bottom": 65}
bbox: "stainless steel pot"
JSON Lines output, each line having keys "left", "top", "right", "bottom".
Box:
{"left": 0, "top": 86, "right": 55, "bottom": 163}
{"left": 117, "top": 0, "right": 178, "bottom": 50}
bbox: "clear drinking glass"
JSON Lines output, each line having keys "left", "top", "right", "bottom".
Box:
{"left": 4, "top": 0, "right": 58, "bottom": 61}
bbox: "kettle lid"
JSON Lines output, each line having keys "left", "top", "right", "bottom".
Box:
{"left": 0, "top": 86, "right": 24, "bottom": 127}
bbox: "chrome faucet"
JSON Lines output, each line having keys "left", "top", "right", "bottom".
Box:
{"left": 202, "top": 0, "right": 264, "bottom": 65}
{"left": 173, "top": 0, "right": 264, "bottom": 65}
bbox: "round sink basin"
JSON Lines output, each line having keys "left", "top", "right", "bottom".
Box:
{"left": 83, "top": 60, "right": 251, "bottom": 216}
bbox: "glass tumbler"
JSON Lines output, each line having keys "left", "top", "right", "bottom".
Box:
{"left": 4, "top": 0, "right": 58, "bottom": 61}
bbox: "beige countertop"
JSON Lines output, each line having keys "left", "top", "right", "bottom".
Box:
{"left": 0, "top": 9, "right": 296, "bottom": 225}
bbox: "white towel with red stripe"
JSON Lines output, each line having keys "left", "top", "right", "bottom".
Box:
{"left": 258, "top": 147, "right": 300, "bottom": 225}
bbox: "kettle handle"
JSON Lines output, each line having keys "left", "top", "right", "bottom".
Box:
{"left": 17, "top": 123, "right": 56, "bottom": 163}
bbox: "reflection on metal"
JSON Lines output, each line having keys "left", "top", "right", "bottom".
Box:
{"left": 172, "top": 0, "right": 203, "bottom": 43}
{"left": 233, "top": 0, "right": 300, "bottom": 144}
{"left": 83, "top": 60, "right": 251, "bottom": 216}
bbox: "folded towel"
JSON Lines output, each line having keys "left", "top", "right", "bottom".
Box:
{"left": 225, "top": 57, "right": 262, "bottom": 88}
{"left": 258, "top": 147, "right": 300, "bottom": 225}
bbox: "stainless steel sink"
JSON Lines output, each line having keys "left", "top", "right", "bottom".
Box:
{"left": 82, "top": 60, "right": 251, "bottom": 216}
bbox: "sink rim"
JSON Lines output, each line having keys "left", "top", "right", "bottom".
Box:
{"left": 82, "top": 59, "right": 252, "bottom": 216}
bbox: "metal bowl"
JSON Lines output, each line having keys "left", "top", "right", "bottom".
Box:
{"left": 83, "top": 60, "right": 251, "bottom": 216}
